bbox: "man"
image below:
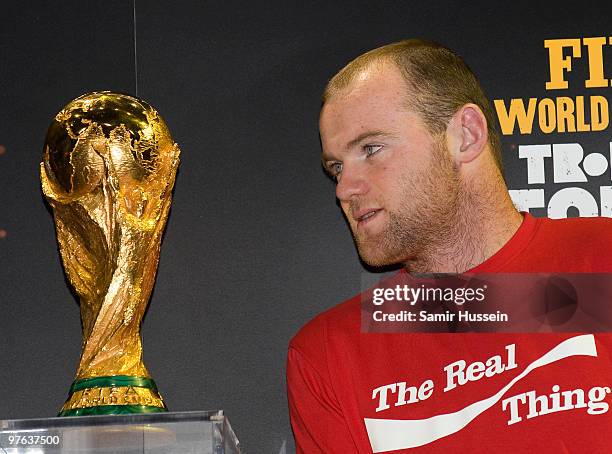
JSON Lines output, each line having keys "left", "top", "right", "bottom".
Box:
{"left": 287, "top": 40, "right": 612, "bottom": 453}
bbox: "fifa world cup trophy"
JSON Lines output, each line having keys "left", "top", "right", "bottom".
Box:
{"left": 40, "top": 92, "right": 180, "bottom": 416}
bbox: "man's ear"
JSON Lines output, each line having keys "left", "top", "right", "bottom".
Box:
{"left": 446, "top": 104, "right": 489, "bottom": 165}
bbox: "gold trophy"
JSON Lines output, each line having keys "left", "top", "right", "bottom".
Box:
{"left": 41, "top": 92, "right": 180, "bottom": 416}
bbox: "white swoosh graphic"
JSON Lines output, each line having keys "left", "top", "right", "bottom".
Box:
{"left": 364, "top": 334, "right": 597, "bottom": 452}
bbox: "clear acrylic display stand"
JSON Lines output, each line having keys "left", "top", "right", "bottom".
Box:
{"left": 0, "top": 410, "right": 240, "bottom": 453}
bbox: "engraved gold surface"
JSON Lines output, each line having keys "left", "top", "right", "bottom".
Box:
{"left": 61, "top": 386, "right": 166, "bottom": 411}
{"left": 41, "top": 92, "right": 180, "bottom": 394}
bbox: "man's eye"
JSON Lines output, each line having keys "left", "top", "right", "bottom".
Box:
{"left": 364, "top": 144, "right": 383, "bottom": 156}
{"left": 329, "top": 162, "right": 343, "bottom": 176}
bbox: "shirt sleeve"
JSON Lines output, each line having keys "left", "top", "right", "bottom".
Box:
{"left": 287, "top": 346, "right": 359, "bottom": 453}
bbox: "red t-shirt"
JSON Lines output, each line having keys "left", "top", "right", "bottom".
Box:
{"left": 287, "top": 214, "right": 612, "bottom": 453}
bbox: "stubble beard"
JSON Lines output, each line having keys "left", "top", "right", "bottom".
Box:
{"left": 353, "top": 139, "right": 461, "bottom": 268}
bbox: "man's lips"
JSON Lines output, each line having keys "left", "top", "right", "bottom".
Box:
{"left": 353, "top": 208, "right": 383, "bottom": 225}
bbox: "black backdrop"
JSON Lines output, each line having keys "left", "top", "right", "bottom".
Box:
{"left": 2, "top": 2, "right": 612, "bottom": 452}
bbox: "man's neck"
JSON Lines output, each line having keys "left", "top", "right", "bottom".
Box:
{"left": 405, "top": 182, "right": 523, "bottom": 274}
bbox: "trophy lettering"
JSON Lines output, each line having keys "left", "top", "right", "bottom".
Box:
{"left": 40, "top": 92, "right": 180, "bottom": 416}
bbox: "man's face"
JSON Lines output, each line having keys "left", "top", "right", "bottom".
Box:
{"left": 319, "top": 62, "right": 460, "bottom": 267}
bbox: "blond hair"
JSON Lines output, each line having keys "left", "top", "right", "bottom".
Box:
{"left": 323, "top": 39, "right": 502, "bottom": 170}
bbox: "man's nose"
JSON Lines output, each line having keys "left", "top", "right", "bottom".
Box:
{"left": 335, "top": 164, "right": 369, "bottom": 202}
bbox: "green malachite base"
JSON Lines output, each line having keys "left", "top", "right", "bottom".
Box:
{"left": 58, "top": 375, "right": 168, "bottom": 417}
{"left": 68, "top": 375, "right": 160, "bottom": 394}
{"left": 59, "top": 405, "right": 167, "bottom": 417}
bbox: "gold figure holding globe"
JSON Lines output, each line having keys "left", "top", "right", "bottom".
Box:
{"left": 40, "top": 92, "right": 180, "bottom": 416}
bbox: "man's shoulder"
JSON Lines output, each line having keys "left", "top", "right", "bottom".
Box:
{"left": 504, "top": 214, "right": 612, "bottom": 272}
{"left": 541, "top": 215, "right": 612, "bottom": 234}
{"left": 538, "top": 215, "right": 612, "bottom": 250}
{"left": 289, "top": 292, "right": 361, "bottom": 355}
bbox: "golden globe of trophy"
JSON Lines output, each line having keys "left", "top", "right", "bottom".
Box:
{"left": 40, "top": 92, "right": 180, "bottom": 416}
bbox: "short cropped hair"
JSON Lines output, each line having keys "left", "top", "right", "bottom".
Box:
{"left": 322, "top": 39, "right": 503, "bottom": 170}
